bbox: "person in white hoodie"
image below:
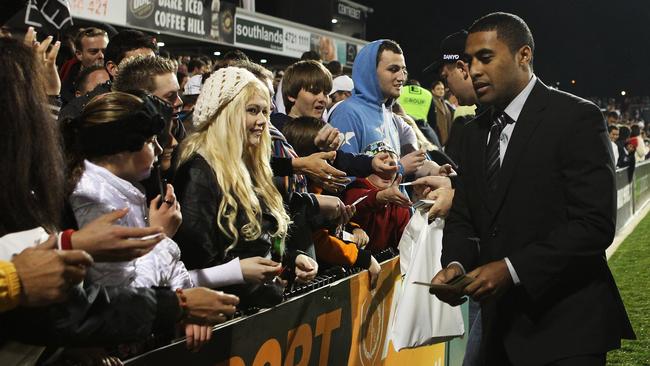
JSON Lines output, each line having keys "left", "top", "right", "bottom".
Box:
{"left": 64, "top": 92, "right": 275, "bottom": 350}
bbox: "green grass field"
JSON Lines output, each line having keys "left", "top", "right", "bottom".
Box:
{"left": 607, "top": 212, "right": 650, "bottom": 365}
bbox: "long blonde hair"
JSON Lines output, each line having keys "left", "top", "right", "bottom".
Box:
{"left": 178, "top": 81, "right": 289, "bottom": 248}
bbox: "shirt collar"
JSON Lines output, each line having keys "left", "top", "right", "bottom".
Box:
{"left": 504, "top": 74, "right": 537, "bottom": 122}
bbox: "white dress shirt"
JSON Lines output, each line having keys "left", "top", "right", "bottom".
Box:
{"left": 450, "top": 75, "right": 537, "bottom": 285}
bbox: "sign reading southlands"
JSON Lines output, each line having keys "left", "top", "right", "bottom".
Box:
{"left": 235, "top": 15, "right": 283, "bottom": 51}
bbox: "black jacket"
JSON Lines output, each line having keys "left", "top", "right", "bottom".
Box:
{"left": 0, "top": 284, "right": 179, "bottom": 346}
{"left": 443, "top": 80, "right": 635, "bottom": 365}
{"left": 173, "top": 155, "right": 319, "bottom": 269}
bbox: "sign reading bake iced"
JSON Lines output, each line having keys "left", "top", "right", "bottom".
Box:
{"left": 127, "top": 0, "right": 213, "bottom": 38}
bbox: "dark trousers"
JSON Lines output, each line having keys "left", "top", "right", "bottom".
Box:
{"left": 483, "top": 353, "right": 606, "bottom": 366}
{"left": 546, "top": 354, "right": 606, "bottom": 366}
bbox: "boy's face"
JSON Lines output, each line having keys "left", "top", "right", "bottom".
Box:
{"left": 288, "top": 88, "right": 328, "bottom": 119}
{"left": 367, "top": 152, "right": 398, "bottom": 188}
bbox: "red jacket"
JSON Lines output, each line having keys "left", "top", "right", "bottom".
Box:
{"left": 343, "top": 178, "right": 410, "bottom": 252}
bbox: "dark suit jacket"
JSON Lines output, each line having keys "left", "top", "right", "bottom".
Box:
{"left": 442, "top": 80, "right": 635, "bottom": 365}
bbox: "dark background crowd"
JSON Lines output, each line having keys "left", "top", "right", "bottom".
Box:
{"left": 0, "top": 2, "right": 643, "bottom": 365}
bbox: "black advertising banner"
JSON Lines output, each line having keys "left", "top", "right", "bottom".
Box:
{"left": 124, "top": 258, "right": 447, "bottom": 365}
{"left": 126, "top": 0, "right": 234, "bottom": 44}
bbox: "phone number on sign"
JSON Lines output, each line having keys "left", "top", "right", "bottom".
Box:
{"left": 71, "top": 0, "right": 108, "bottom": 17}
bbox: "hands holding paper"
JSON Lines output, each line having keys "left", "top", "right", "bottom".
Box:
{"left": 428, "top": 260, "right": 514, "bottom": 305}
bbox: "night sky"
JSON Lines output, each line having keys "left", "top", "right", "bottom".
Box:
{"left": 356, "top": 0, "right": 650, "bottom": 98}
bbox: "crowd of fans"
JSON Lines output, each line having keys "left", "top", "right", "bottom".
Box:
{"left": 0, "top": 21, "right": 639, "bottom": 365}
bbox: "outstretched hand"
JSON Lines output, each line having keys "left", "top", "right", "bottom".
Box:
{"left": 23, "top": 27, "right": 61, "bottom": 96}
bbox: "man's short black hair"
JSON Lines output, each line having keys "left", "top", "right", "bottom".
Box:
{"left": 74, "top": 64, "right": 106, "bottom": 93}
{"left": 468, "top": 12, "right": 535, "bottom": 66}
{"left": 223, "top": 49, "right": 249, "bottom": 63}
{"left": 326, "top": 60, "right": 342, "bottom": 76}
{"left": 607, "top": 111, "right": 620, "bottom": 119}
{"left": 608, "top": 125, "right": 619, "bottom": 133}
{"left": 376, "top": 39, "right": 403, "bottom": 67}
{"left": 188, "top": 58, "right": 206, "bottom": 73}
{"left": 300, "top": 50, "right": 322, "bottom": 61}
{"left": 104, "top": 29, "right": 157, "bottom": 66}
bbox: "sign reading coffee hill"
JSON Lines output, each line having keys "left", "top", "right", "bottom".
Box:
{"left": 127, "top": 0, "right": 216, "bottom": 40}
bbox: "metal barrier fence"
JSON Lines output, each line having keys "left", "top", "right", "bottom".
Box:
{"left": 617, "top": 159, "right": 650, "bottom": 231}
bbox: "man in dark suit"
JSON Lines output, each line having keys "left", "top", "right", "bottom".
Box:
{"left": 429, "top": 12, "right": 635, "bottom": 366}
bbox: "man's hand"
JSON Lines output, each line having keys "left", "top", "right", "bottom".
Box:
{"left": 376, "top": 175, "right": 412, "bottom": 207}
{"left": 314, "top": 124, "right": 342, "bottom": 151}
{"left": 149, "top": 184, "right": 183, "bottom": 237}
{"left": 352, "top": 228, "right": 369, "bottom": 248}
{"left": 24, "top": 27, "right": 61, "bottom": 96}
{"left": 293, "top": 151, "right": 350, "bottom": 193}
{"left": 463, "top": 260, "right": 513, "bottom": 302}
{"left": 411, "top": 175, "right": 453, "bottom": 195}
{"left": 368, "top": 255, "right": 381, "bottom": 290}
{"left": 429, "top": 263, "right": 466, "bottom": 306}
{"left": 371, "top": 152, "right": 399, "bottom": 176}
{"left": 239, "top": 257, "right": 281, "bottom": 284}
{"left": 425, "top": 187, "right": 455, "bottom": 220}
{"left": 315, "top": 195, "right": 356, "bottom": 225}
{"left": 12, "top": 236, "right": 94, "bottom": 307}
{"left": 71, "top": 209, "right": 164, "bottom": 262}
{"left": 400, "top": 148, "right": 427, "bottom": 175}
{"left": 295, "top": 254, "right": 318, "bottom": 283}
{"left": 182, "top": 288, "right": 239, "bottom": 325}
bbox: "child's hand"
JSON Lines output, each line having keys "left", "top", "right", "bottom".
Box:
{"left": 185, "top": 323, "right": 212, "bottom": 352}
{"left": 376, "top": 175, "right": 412, "bottom": 207}
{"left": 295, "top": 254, "right": 318, "bottom": 283}
{"left": 149, "top": 184, "right": 182, "bottom": 237}
{"left": 371, "top": 152, "right": 399, "bottom": 176}
{"left": 352, "top": 228, "right": 369, "bottom": 248}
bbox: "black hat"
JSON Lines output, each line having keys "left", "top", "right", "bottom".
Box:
{"left": 423, "top": 30, "right": 468, "bottom": 74}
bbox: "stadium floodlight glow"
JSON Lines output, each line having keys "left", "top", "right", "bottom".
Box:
{"left": 213, "top": 51, "right": 221, "bottom": 56}
{"left": 331, "top": 18, "right": 338, "bottom": 24}
{"left": 621, "top": 91, "right": 627, "bottom": 96}
{"left": 260, "top": 59, "right": 268, "bottom": 64}
{"left": 157, "top": 42, "right": 165, "bottom": 47}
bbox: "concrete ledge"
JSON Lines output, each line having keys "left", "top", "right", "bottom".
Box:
{"left": 607, "top": 200, "right": 650, "bottom": 260}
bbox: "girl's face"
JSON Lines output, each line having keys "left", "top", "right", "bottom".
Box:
{"left": 120, "top": 136, "right": 162, "bottom": 182}
{"left": 245, "top": 93, "right": 270, "bottom": 147}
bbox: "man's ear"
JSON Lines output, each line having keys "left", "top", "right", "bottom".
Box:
{"left": 106, "top": 61, "right": 118, "bottom": 77}
{"left": 287, "top": 95, "right": 296, "bottom": 103}
{"left": 518, "top": 45, "right": 533, "bottom": 69}
{"left": 457, "top": 60, "right": 470, "bottom": 80}
{"left": 75, "top": 49, "right": 83, "bottom": 62}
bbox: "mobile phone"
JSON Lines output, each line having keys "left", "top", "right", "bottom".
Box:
{"left": 413, "top": 199, "right": 435, "bottom": 209}
{"left": 152, "top": 162, "right": 167, "bottom": 208}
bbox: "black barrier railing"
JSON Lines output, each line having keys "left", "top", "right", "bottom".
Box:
{"left": 124, "top": 254, "right": 449, "bottom": 366}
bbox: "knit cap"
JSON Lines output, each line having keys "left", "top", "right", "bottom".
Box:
{"left": 193, "top": 66, "right": 260, "bottom": 128}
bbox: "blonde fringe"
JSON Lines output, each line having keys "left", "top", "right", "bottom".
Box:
{"left": 177, "top": 82, "right": 290, "bottom": 251}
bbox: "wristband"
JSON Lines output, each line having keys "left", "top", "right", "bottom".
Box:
{"left": 60, "top": 229, "right": 75, "bottom": 250}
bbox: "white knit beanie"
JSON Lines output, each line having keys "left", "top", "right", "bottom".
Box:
{"left": 193, "top": 66, "right": 260, "bottom": 128}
